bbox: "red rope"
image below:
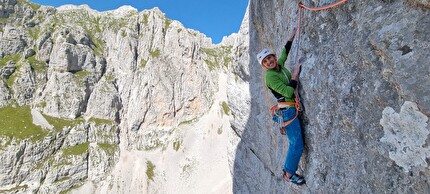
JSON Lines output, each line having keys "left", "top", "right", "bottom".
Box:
{"left": 300, "top": 0, "right": 348, "bottom": 11}
{"left": 295, "top": 0, "right": 347, "bottom": 65}
{"left": 293, "top": 0, "right": 347, "bottom": 112}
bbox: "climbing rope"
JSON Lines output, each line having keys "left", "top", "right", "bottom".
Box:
{"left": 292, "top": 0, "right": 348, "bottom": 112}
{"left": 294, "top": 0, "right": 348, "bottom": 65}
{"left": 258, "top": 0, "right": 348, "bottom": 182}
{"left": 299, "top": 0, "right": 348, "bottom": 11}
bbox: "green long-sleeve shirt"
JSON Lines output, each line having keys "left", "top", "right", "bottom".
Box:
{"left": 265, "top": 41, "right": 296, "bottom": 102}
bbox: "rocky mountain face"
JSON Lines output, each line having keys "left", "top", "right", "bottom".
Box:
{"left": 229, "top": 0, "right": 429, "bottom": 193}
{"left": 0, "top": 0, "right": 236, "bottom": 193}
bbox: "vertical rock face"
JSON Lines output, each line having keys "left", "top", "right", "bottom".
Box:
{"left": 0, "top": 1, "right": 231, "bottom": 193}
{"left": 229, "top": 0, "right": 430, "bottom": 193}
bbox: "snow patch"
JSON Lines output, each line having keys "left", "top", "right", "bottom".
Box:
{"left": 31, "top": 109, "right": 53, "bottom": 130}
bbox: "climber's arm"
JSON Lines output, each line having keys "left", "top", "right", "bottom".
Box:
{"left": 278, "top": 28, "right": 296, "bottom": 66}
{"left": 266, "top": 73, "right": 296, "bottom": 99}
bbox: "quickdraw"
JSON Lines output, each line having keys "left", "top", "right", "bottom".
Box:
{"left": 271, "top": 97, "right": 300, "bottom": 128}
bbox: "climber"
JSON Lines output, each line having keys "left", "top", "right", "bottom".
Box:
{"left": 256, "top": 28, "right": 305, "bottom": 185}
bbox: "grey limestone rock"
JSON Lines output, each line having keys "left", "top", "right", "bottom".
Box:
{"left": 0, "top": 26, "right": 27, "bottom": 56}
{"left": 1, "top": 0, "right": 429, "bottom": 193}
{"left": 229, "top": 0, "right": 430, "bottom": 193}
{"left": 11, "top": 62, "right": 36, "bottom": 106}
{"left": 0, "top": 1, "right": 226, "bottom": 193}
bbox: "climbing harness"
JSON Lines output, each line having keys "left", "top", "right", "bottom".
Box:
{"left": 270, "top": 0, "right": 348, "bottom": 131}
{"left": 271, "top": 99, "right": 300, "bottom": 135}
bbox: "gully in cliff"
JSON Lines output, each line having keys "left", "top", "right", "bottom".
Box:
{"left": 257, "top": 29, "right": 305, "bottom": 185}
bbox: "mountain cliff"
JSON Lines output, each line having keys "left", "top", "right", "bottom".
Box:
{"left": 1, "top": 0, "right": 236, "bottom": 193}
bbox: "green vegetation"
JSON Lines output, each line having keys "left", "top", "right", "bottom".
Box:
{"left": 0, "top": 105, "right": 47, "bottom": 142}
{"left": 62, "top": 142, "right": 89, "bottom": 156}
{"left": 179, "top": 118, "right": 196, "bottom": 126}
{"left": 98, "top": 143, "right": 117, "bottom": 156}
{"left": 182, "top": 163, "right": 192, "bottom": 174}
{"left": 33, "top": 154, "right": 72, "bottom": 173}
{"left": 221, "top": 101, "right": 230, "bottom": 115}
{"left": 204, "top": 59, "right": 217, "bottom": 71}
{"left": 27, "top": 55, "right": 47, "bottom": 73}
{"left": 223, "top": 55, "right": 232, "bottom": 68}
{"left": 52, "top": 159, "right": 72, "bottom": 168}
{"left": 55, "top": 176, "right": 71, "bottom": 183}
{"left": 74, "top": 70, "right": 91, "bottom": 80}
{"left": 93, "top": 17, "right": 103, "bottom": 33}
{"left": 201, "top": 46, "right": 233, "bottom": 70}
{"left": 88, "top": 117, "right": 113, "bottom": 126}
{"left": 6, "top": 67, "right": 19, "bottom": 87}
{"left": 36, "top": 101, "right": 47, "bottom": 109}
{"left": 0, "top": 17, "right": 10, "bottom": 23}
{"left": 202, "top": 48, "right": 220, "bottom": 70}
{"left": 18, "top": 0, "right": 41, "bottom": 10}
{"left": 104, "top": 73, "right": 115, "bottom": 82}
{"left": 146, "top": 161, "right": 156, "bottom": 181}
{"left": 0, "top": 27, "right": 3, "bottom": 33}
{"left": 173, "top": 140, "right": 182, "bottom": 151}
{"left": 177, "top": 29, "right": 182, "bottom": 33}
{"left": 32, "top": 155, "right": 53, "bottom": 171}
{"left": 0, "top": 54, "right": 21, "bottom": 67}
{"left": 106, "top": 15, "right": 130, "bottom": 32}
{"left": 121, "top": 29, "right": 127, "bottom": 37}
{"left": 42, "top": 114, "right": 84, "bottom": 131}
{"left": 56, "top": 10, "right": 105, "bottom": 55}
{"left": 140, "top": 59, "right": 148, "bottom": 68}
{"left": 27, "top": 55, "right": 42, "bottom": 65}
{"left": 222, "top": 46, "right": 233, "bottom": 67}
{"left": 28, "top": 26, "right": 41, "bottom": 40}
{"left": 202, "top": 48, "right": 217, "bottom": 56}
{"left": 149, "top": 48, "right": 161, "bottom": 58}
{"left": 98, "top": 81, "right": 113, "bottom": 93}
{"left": 86, "top": 31, "right": 104, "bottom": 56}
{"left": 0, "top": 184, "right": 29, "bottom": 193}
{"left": 143, "top": 14, "right": 149, "bottom": 25}
{"left": 143, "top": 141, "right": 163, "bottom": 151}
{"left": 217, "top": 127, "right": 223, "bottom": 135}
{"left": 36, "top": 14, "right": 45, "bottom": 22}
{"left": 49, "top": 15, "right": 60, "bottom": 33}
{"left": 164, "top": 18, "right": 171, "bottom": 30}
{"left": 32, "top": 162, "right": 44, "bottom": 172}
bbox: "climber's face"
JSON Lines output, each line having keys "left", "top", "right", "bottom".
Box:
{"left": 262, "top": 54, "right": 277, "bottom": 69}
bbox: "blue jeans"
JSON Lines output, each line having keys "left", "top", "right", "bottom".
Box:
{"left": 276, "top": 108, "right": 304, "bottom": 175}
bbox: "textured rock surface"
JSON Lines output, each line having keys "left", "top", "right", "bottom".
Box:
{"left": 229, "top": 0, "right": 430, "bottom": 193}
{"left": 380, "top": 101, "right": 429, "bottom": 173}
{"left": 0, "top": 0, "right": 232, "bottom": 193}
{"left": 2, "top": 0, "right": 429, "bottom": 193}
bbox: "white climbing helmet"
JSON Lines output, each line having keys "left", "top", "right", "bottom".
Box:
{"left": 257, "top": 48, "right": 274, "bottom": 65}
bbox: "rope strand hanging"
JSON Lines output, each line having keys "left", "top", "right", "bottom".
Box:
{"left": 299, "top": 0, "right": 348, "bottom": 11}
{"left": 293, "top": 0, "right": 348, "bottom": 112}
{"left": 294, "top": 0, "right": 348, "bottom": 65}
